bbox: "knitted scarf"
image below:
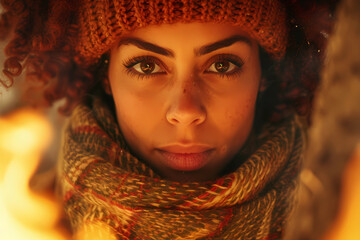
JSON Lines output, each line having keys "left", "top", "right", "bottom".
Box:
{"left": 58, "top": 97, "right": 304, "bottom": 239}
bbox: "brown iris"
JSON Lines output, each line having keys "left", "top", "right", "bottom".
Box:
{"left": 140, "top": 61, "right": 155, "bottom": 74}
{"left": 214, "top": 61, "right": 230, "bottom": 73}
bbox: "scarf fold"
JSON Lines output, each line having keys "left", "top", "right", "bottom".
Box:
{"left": 58, "top": 97, "right": 304, "bottom": 239}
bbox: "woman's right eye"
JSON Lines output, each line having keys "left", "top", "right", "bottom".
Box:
{"left": 124, "top": 56, "right": 165, "bottom": 75}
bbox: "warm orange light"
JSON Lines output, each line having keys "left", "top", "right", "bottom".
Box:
{"left": 0, "top": 109, "right": 117, "bottom": 240}
{"left": 74, "top": 222, "right": 117, "bottom": 240}
{"left": 323, "top": 143, "right": 360, "bottom": 240}
{"left": 0, "top": 109, "right": 67, "bottom": 240}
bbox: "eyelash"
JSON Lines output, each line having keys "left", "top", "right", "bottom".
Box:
{"left": 204, "top": 54, "right": 244, "bottom": 78}
{"left": 123, "top": 56, "right": 166, "bottom": 80}
{"left": 122, "top": 54, "right": 244, "bottom": 80}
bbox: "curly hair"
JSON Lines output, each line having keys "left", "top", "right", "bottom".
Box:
{"left": 0, "top": 0, "right": 93, "bottom": 113}
{"left": 0, "top": 0, "right": 337, "bottom": 119}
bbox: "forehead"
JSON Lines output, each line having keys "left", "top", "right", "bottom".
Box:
{"left": 117, "top": 22, "right": 256, "bottom": 52}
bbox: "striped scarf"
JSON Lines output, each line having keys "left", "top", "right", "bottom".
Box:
{"left": 58, "top": 97, "right": 304, "bottom": 239}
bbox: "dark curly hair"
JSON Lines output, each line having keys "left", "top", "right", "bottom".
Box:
{"left": 0, "top": 0, "right": 338, "bottom": 120}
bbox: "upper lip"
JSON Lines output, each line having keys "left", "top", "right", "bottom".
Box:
{"left": 157, "top": 144, "right": 213, "bottom": 154}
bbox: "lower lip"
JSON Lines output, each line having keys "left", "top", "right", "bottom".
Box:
{"left": 158, "top": 150, "right": 213, "bottom": 171}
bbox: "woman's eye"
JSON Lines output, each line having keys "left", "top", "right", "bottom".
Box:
{"left": 206, "top": 60, "right": 237, "bottom": 73}
{"left": 132, "top": 61, "right": 163, "bottom": 74}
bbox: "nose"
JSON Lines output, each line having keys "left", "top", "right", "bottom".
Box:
{"left": 166, "top": 81, "right": 206, "bottom": 126}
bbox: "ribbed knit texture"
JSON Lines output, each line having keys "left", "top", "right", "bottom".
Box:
{"left": 76, "top": 0, "right": 288, "bottom": 64}
{"left": 58, "top": 97, "right": 304, "bottom": 239}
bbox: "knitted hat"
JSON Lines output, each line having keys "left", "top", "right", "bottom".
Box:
{"left": 76, "top": 0, "right": 288, "bottom": 64}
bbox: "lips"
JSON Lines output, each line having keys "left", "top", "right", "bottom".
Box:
{"left": 156, "top": 145, "right": 214, "bottom": 171}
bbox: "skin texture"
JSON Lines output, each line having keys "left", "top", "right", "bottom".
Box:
{"left": 108, "top": 23, "right": 262, "bottom": 182}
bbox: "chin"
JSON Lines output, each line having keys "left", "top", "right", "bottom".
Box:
{"left": 160, "top": 168, "right": 218, "bottom": 183}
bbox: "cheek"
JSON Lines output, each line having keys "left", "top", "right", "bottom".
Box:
{"left": 214, "top": 85, "right": 258, "bottom": 155}
{"left": 226, "top": 97, "right": 256, "bottom": 133}
{"left": 218, "top": 64, "right": 261, "bottom": 132}
{"left": 108, "top": 60, "right": 166, "bottom": 150}
{"left": 113, "top": 92, "right": 156, "bottom": 136}
{"left": 220, "top": 84, "right": 258, "bottom": 127}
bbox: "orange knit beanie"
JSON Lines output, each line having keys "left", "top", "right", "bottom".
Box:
{"left": 76, "top": 0, "right": 288, "bottom": 64}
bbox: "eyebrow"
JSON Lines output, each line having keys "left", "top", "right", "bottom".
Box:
{"left": 195, "top": 35, "right": 252, "bottom": 56}
{"left": 118, "top": 38, "right": 175, "bottom": 57}
{"left": 117, "top": 35, "right": 251, "bottom": 57}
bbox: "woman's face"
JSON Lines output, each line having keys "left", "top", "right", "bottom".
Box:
{"left": 108, "top": 22, "right": 262, "bottom": 182}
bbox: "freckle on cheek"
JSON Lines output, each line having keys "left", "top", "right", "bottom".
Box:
{"left": 245, "top": 97, "right": 254, "bottom": 109}
{"left": 220, "top": 146, "right": 227, "bottom": 154}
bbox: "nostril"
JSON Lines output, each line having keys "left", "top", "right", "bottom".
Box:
{"left": 191, "top": 118, "right": 202, "bottom": 125}
{"left": 168, "top": 117, "right": 179, "bottom": 124}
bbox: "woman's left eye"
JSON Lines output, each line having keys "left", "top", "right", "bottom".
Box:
{"left": 205, "top": 58, "right": 243, "bottom": 75}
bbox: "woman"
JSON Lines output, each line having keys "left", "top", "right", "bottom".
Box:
{"left": 0, "top": 0, "right": 331, "bottom": 239}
